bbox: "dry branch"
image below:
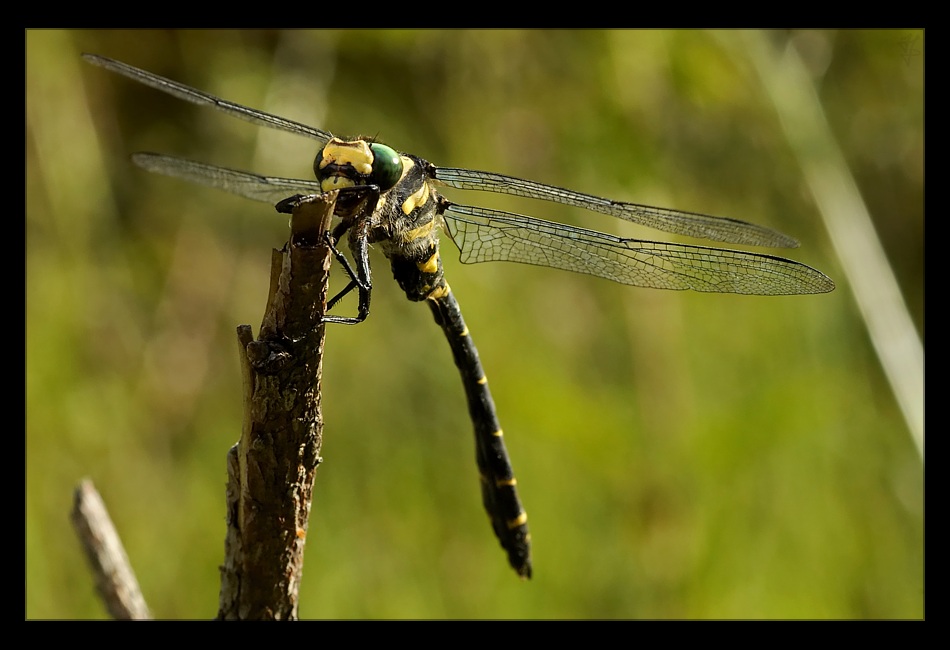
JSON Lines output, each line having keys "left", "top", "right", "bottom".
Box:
{"left": 217, "top": 192, "right": 336, "bottom": 620}
{"left": 71, "top": 479, "right": 152, "bottom": 620}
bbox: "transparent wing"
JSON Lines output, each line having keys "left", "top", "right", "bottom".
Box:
{"left": 83, "top": 54, "right": 333, "bottom": 144}
{"left": 132, "top": 153, "right": 322, "bottom": 204}
{"left": 442, "top": 204, "right": 834, "bottom": 295}
{"left": 434, "top": 167, "right": 799, "bottom": 249}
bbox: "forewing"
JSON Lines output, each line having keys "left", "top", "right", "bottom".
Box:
{"left": 132, "top": 153, "right": 322, "bottom": 204}
{"left": 83, "top": 54, "right": 333, "bottom": 144}
{"left": 435, "top": 167, "right": 799, "bottom": 249}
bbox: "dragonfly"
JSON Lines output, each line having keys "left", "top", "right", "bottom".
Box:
{"left": 83, "top": 54, "right": 834, "bottom": 579}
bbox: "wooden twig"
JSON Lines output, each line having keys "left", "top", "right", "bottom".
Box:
{"left": 217, "top": 192, "right": 336, "bottom": 620}
{"left": 70, "top": 479, "right": 152, "bottom": 620}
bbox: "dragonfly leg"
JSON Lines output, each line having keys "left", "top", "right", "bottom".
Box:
{"left": 322, "top": 220, "right": 372, "bottom": 324}
{"left": 274, "top": 194, "right": 311, "bottom": 215}
{"left": 324, "top": 229, "right": 362, "bottom": 311}
{"left": 325, "top": 189, "right": 379, "bottom": 325}
{"left": 276, "top": 188, "right": 380, "bottom": 325}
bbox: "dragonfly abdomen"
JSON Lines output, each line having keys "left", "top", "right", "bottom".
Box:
{"left": 425, "top": 281, "right": 532, "bottom": 578}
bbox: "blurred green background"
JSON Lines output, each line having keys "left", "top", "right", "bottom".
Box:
{"left": 26, "top": 30, "right": 923, "bottom": 619}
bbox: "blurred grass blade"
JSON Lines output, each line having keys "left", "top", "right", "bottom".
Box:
{"left": 721, "top": 31, "right": 924, "bottom": 459}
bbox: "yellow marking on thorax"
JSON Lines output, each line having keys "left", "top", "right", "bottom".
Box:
{"left": 417, "top": 251, "right": 441, "bottom": 275}
{"left": 401, "top": 220, "right": 436, "bottom": 244}
{"left": 492, "top": 429, "right": 503, "bottom": 437}
{"left": 426, "top": 284, "right": 450, "bottom": 300}
{"left": 495, "top": 477, "right": 518, "bottom": 487}
{"left": 402, "top": 179, "right": 430, "bottom": 215}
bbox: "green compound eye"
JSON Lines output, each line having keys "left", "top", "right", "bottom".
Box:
{"left": 369, "top": 143, "right": 403, "bottom": 191}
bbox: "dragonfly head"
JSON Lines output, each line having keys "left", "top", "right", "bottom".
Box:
{"left": 314, "top": 137, "right": 403, "bottom": 193}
